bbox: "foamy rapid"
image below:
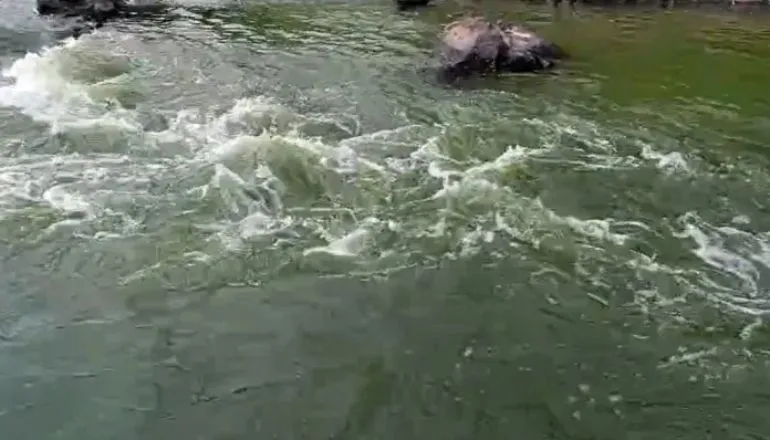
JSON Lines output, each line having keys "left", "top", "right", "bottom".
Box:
{"left": 1, "top": 27, "right": 769, "bottom": 368}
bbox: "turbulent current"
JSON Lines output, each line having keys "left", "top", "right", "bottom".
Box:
{"left": 1, "top": 1, "right": 770, "bottom": 439}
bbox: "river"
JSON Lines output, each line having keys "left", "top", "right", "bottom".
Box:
{"left": 1, "top": 0, "right": 770, "bottom": 438}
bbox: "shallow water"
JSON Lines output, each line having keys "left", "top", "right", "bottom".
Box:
{"left": 1, "top": 0, "right": 770, "bottom": 438}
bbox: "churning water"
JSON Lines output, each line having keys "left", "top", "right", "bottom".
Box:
{"left": 1, "top": 0, "right": 770, "bottom": 438}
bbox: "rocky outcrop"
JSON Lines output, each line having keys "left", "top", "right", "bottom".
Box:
{"left": 37, "top": 0, "right": 125, "bottom": 21}
{"left": 435, "top": 17, "right": 566, "bottom": 82}
{"left": 36, "top": 0, "right": 168, "bottom": 26}
{"left": 35, "top": 0, "right": 169, "bottom": 38}
{"left": 395, "top": 0, "right": 435, "bottom": 10}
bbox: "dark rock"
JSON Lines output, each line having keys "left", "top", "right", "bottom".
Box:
{"left": 395, "top": 0, "right": 433, "bottom": 10}
{"left": 36, "top": 0, "right": 169, "bottom": 26}
{"left": 36, "top": 0, "right": 126, "bottom": 22}
{"left": 435, "top": 17, "right": 566, "bottom": 83}
{"left": 35, "top": 0, "right": 170, "bottom": 39}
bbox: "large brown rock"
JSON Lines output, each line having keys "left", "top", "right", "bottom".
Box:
{"left": 437, "top": 17, "right": 566, "bottom": 82}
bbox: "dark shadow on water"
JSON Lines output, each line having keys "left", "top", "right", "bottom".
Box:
{"left": 413, "top": 62, "right": 572, "bottom": 98}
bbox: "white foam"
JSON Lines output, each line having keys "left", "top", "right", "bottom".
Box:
{"left": 0, "top": 35, "right": 138, "bottom": 131}
{"left": 639, "top": 142, "right": 690, "bottom": 174}
{"left": 674, "top": 212, "right": 770, "bottom": 316}
{"left": 0, "top": 31, "right": 708, "bottom": 314}
{"left": 41, "top": 184, "right": 93, "bottom": 217}
{"left": 302, "top": 217, "right": 381, "bottom": 262}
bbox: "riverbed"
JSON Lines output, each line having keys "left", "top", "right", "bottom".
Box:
{"left": 1, "top": 0, "right": 770, "bottom": 438}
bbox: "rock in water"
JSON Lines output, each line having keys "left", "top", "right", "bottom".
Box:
{"left": 36, "top": 0, "right": 126, "bottom": 21}
{"left": 35, "top": 0, "right": 171, "bottom": 38}
{"left": 394, "top": 0, "right": 433, "bottom": 10}
{"left": 437, "top": 17, "right": 566, "bottom": 82}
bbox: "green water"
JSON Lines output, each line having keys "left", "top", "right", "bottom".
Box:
{"left": 1, "top": 1, "right": 770, "bottom": 438}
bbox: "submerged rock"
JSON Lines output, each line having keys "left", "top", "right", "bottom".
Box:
{"left": 34, "top": 0, "right": 172, "bottom": 40}
{"left": 35, "top": 0, "right": 168, "bottom": 34}
{"left": 36, "top": 0, "right": 126, "bottom": 21}
{"left": 394, "top": 0, "right": 435, "bottom": 10}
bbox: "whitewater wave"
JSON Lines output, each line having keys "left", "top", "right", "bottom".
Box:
{"left": 1, "top": 29, "right": 769, "bottom": 345}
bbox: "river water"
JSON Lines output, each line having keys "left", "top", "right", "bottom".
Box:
{"left": 1, "top": 0, "right": 770, "bottom": 438}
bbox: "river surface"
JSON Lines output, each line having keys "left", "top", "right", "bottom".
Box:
{"left": 1, "top": 0, "right": 770, "bottom": 438}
